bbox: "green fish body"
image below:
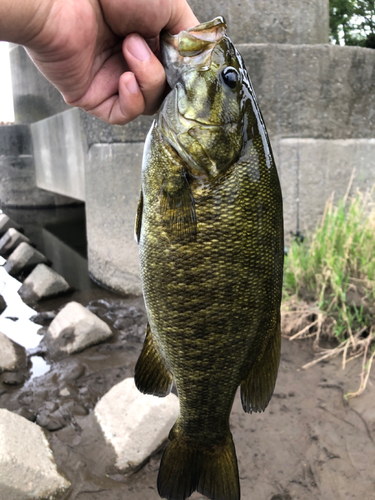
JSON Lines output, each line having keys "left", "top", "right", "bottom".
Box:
{"left": 134, "top": 17, "right": 284, "bottom": 500}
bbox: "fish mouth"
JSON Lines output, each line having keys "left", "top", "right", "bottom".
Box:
{"left": 162, "top": 17, "right": 227, "bottom": 56}
{"left": 161, "top": 17, "right": 227, "bottom": 88}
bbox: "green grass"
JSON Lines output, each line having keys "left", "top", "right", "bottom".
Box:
{"left": 283, "top": 181, "right": 375, "bottom": 343}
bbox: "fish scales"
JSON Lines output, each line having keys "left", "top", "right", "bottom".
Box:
{"left": 134, "top": 17, "right": 284, "bottom": 500}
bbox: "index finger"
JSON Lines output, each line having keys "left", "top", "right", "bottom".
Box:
{"left": 101, "top": 0, "right": 198, "bottom": 38}
{"left": 164, "top": 0, "right": 199, "bottom": 34}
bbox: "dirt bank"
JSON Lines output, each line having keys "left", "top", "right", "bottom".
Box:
{"left": 1, "top": 294, "right": 374, "bottom": 500}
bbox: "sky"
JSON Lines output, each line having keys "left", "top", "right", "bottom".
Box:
{"left": 0, "top": 42, "right": 15, "bottom": 123}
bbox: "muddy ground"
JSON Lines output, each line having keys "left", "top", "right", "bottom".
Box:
{"left": 1, "top": 291, "right": 374, "bottom": 500}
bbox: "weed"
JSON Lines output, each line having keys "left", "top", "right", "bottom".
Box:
{"left": 283, "top": 173, "right": 375, "bottom": 397}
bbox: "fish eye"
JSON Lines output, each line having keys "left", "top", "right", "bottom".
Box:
{"left": 221, "top": 67, "right": 238, "bottom": 89}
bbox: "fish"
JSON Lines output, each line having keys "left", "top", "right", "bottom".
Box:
{"left": 134, "top": 16, "right": 284, "bottom": 500}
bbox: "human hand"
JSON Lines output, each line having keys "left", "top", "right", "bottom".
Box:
{"left": 0, "top": 0, "right": 198, "bottom": 124}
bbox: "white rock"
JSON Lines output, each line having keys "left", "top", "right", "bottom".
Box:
{"left": 4, "top": 242, "right": 48, "bottom": 277}
{"left": 18, "top": 263, "right": 70, "bottom": 302}
{"left": 0, "top": 228, "right": 31, "bottom": 257}
{"left": 0, "top": 331, "right": 18, "bottom": 371}
{"left": 0, "top": 409, "right": 70, "bottom": 499}
{"left": 94, "top": 377, "right": 179, "bottom": 472}
{"left": 47, "top": 301, "right": 113, "bottom": 354}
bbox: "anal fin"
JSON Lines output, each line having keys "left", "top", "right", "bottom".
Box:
{"left": 134, "top": 323, "right": 173, "bottom": 397}
{"left": 240, "top": 327, "right": 281, "bottom": 413}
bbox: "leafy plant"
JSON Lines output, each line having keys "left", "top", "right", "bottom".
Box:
{"left": 330, "top": 0, "right": 375, "bottom": 47}
{"left": 283, "top": 175, "right": 375, "bottom": 397}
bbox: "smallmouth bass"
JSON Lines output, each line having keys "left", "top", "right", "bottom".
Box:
{"left": 134, "top": 17, "right": 284, "bottom": 500}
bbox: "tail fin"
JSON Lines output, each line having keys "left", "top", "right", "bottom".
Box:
{"left": 157, "top": 427, "right": 240, "bottom": 500}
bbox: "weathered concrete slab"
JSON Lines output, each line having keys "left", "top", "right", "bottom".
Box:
{"left": 18, "top": 263, "right": 70, "bottom": 303}
{"left": 240, "top": 43, "right": 375, "bottom": 142}
{"left": 0, "top": 331, "right": 27, "bottom": 373}
{"left": 86, "top": 143, "right": 143, "bottom": 295}
{"left": 0, "top": 213, "right": 23, "bottom": 236}
{"left": 0, "top": 294, "right": 6, "bottom": 313}
{"left": 46, "top": 301, "right": 113, "bottom": 355}
{"left": 4, "top": 241, "right": 48, "bottom": 277}
{"left": 0, "top": 331, "right": 19, "bottom": 372}
{"left": 0, "top": 228, "right": 31, "bottom": 257}
{"left": 0, "top": 408, "right": 70, "bottom": 499}
{"left": 278, "top": 138, "right": 375, "bottom": 239}
{"left": 188, "top": 0, "right": 329, "bottom": 44}
{"left": 30, "top": 109, "right": 86, "bottom": 201}
{"left": 94, "top": 377, "right": 179, "bottom": 472}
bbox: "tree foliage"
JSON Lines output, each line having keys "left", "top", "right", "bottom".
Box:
{"left": 330, "top": 0, "right": 375, "bottom": 47}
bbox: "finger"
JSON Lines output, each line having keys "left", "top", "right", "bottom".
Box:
{"left": 65, "top": 49, "right": 126, "bottom": 108}
{"left": 101, "top": 0, "right": 198, "bottom": 38}
{"left": 89, "top": 72, "right": 145, "bottom": 125}
{"left": 124, "top": 34, "right": 167, "bottom": 116}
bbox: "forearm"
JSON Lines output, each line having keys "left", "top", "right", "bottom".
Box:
{"left": 0, "top": 0, "right": 53, "bottom": 46}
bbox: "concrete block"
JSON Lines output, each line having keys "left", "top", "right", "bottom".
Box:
{"left": 86, "top": 143, "right": 143, "bottom": 295}
{"left": 46, "top": 301, "right": 113, "bottom": 355}
{"left": 0, "top": 331, "right": 26, "bottom": 373}
{"left": 0, "top": 408, "right": 70, "bottom": 499}
{"left": 18, "top": 263, "right": 71, "bottom": 303}
{"left": 0, "top": 213, "right": 23, "bottom": 236}
{"left": 0, "top": 294, "right": 6, "bottom": 313}
{"left": 4, "top": 242, "right": 48, "bottom": 277}
{"left": 278, "top": 138, "right": 375, "bottom": 239}
{"left": 30, "top": 108, "right": 86, "bottom": 201}
{"left": 0, "top": 124, "right": 80, "bottom": 207}
{"left": 0, "top": 228, "right": 31, "bottom": 257}
{"left": 0, "top": 331, "right": 18, "bottom": 372}
{"left": 81, "top": 111, "right": 154, "bottom": 146}
{"left": 0, "top": 123, "right": 32, "bottom": 155}
{"left": 187, "top": 0, "right": 329, "bottom": 44}
{"left": 94, "top": 377, "right": 179, "bottom": 472}
{"left": 239, "top": 44, "right": 375, "bottom": 142}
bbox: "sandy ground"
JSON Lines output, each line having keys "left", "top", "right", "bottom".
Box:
{"left": 1, "top": 293, "right": 374, "bottom": 500}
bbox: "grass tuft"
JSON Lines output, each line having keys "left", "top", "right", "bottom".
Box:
{"left": 283, "top": 173, "right": 375, "bottom": 397}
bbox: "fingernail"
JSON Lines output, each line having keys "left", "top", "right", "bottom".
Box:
{"left": 127, "top": 34, "right": 151, "bottom": 61}
{"left": 124, "top": 73, "right": 139, "bottom": 94}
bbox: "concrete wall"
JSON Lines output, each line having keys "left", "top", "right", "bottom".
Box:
{"left": 278, "top": 138, "right": 375, "bottom": 238}
{"left": 241, "top": 44, "right": 375, "bottom": 141}
{"left": 30, "top": 109, "right": 86, "bottom": 202}
{"left": 0, "top": 124, "right": 77, "bottom": 207}
{"left": 187, "top": 0, "right": 329, "bottom": 44}
{"left": 86, "top": 144, "right": 143, "bottom": 295}
{"left": 3, "top": 0, "right": 375, "bottom": 295}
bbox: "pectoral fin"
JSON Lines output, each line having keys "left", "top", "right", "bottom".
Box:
{"left": 160, "top": 170, "right": 197, "bottom": 243}
{"left": 240, "top": 327, "right": 281, "bottom": 413}
{"left": 134, "top": 189, "right": 143, "bottom": 244}
{"left": 134, "top": 323, "right": 173, "bottom": 397}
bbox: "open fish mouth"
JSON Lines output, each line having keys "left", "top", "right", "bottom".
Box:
{"left": 161, "top": 17, "right": 228, "bottom": 87}
{"left": 161, "top": 16, "right": 227, "bottom": 54}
